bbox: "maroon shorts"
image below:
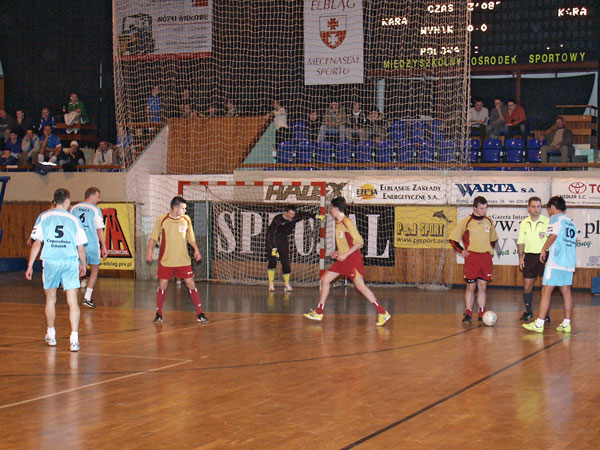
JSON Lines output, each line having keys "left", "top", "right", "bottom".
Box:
{"left": 157, "top": 264, "right": 194, "bottom": 280}
{"left": 464, "top": 251, "right": 493, "bottom": 282}
{"left": 329, "top": 251, "right": 365, "bottom": 280}
{"left": 523, "top": 252, "right": 545, "bottom": 279}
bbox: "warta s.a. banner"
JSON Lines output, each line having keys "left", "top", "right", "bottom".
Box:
{"left": 304, "top": 0, "right": 364, "bottom": 85}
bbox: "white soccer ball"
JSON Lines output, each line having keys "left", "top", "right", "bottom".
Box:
{"left": 482, "top": 310, "right": 497, "bottom": 327}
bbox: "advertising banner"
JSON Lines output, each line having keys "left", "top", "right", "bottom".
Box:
{"left": 304, "top": 0, "right": 364, "bottom": 85}
{"left": 456, "top": 207, "right": 600, "bottom": 268}
{"left": 450, "top": 178, "right": 550, "bottom": 205}
{"left": 352, "top": 179, "right": 447, "bottom": 205}
{"left": 115, "top": 0, "right": 212, "bottom": 60}
{"left": 394, "top": 206, "right": 457, "bottom": 248}
{"left": 551, "top": 179, "right": 600, "bottom": 206}
{"left": 263, "top": 180, "right": 350, "bottom": 203}
{"left": 99, "top": 203, "right": 135, "bottom": 271}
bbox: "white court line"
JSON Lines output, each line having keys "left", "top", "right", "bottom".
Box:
{"left": 112, "top": 323, "right": 210, "bottom": 343}
{"left": 0, "top": 346, "right": 188, "bottom": 362}
{"left": 0, "top": 359, "right": 192, "bottom": 411}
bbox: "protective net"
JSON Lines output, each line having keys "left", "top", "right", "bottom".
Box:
{"left": 112, "top": 0, "right": 471, "bottom": 171}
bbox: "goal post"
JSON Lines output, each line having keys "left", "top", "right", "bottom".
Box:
{"left": 178, "top": 180, "right": 327, "bottom": 286}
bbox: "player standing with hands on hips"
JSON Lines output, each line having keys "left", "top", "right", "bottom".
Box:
{"left": 449, "top": 196, "right": 498, "bottom": 324}
{"left": 523, "top": 196, "right": 577, "bottom": 333}
{"left": 26, "top": 188, "right": 88, "bottom": 352}
{"left": 146, "top": 196, "right": 208, "bottom": 324}
{"left": 517, "top": 196, "right": 550, "bottom": 322}
{"left": 304, "top": 197, "right": 391, "bottom": 326}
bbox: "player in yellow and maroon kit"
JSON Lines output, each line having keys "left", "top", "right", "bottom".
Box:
{"left": 146, "top": 196, "right": 208, "bottom": 324}
{"left": 449, "top": 196, "right": 498, "bottom": 324}
{"left": 304, "top": 197, "right": 391, "bottom": 326}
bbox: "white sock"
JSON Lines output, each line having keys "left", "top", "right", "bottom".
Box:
{"left": 535, "top": 318, "right": 545, "bottom": 327}
{"left": 84, "top": 288, "right": 93, "bottom": 301}
{"left": 70, "top": 331, "right": 79, "bottom": 343}
{"left": 562, "top": 318, "right": 571, "bottom": 326}
{"left": 47, "top": 327, "right": 56, "bottom": 338}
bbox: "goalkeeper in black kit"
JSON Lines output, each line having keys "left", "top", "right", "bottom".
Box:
{"left": 266, "top": 205, "right": 318, "bottom": 292}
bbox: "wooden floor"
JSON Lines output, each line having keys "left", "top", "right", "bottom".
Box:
{"left": 1, "top": 273, "right": 599, "bottom": 449}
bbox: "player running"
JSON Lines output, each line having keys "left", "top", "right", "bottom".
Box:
{"left": 517, "top": 196, "right": 550, "bottom": 322}
{"left": 523, "top": 196, "right": 577, "bottom": 333}
{"left": 71, "top": 187, "right": 107, "bottom": 309}
{"left": 26, "top": 188, "right": 87, "bottom": 352}
{"left": 146, "top": 196, "right": 208, "bottom": 324}
{"left": 304, "top": 197, "right": 390, "bottom": 326}
{"left": 449, "top": 196, "right": 498, "bottom": 324}
{"left": 266, "top": 205, "right": 316, "bottom": 292}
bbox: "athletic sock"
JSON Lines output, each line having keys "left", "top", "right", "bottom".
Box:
{"left": 84, "top": 288, "right": 93, "bottom": 301}
{"left": 283, "top": 273, "right": 290, "bottom": 285}
{"left": 478, "top": 306, "right": 486, "bottom": 318}
{"left": 562, "top": 318, "right": 571, "bottom": 326}
{"left": 156, "top": 288, "right": 166, "bottom": 315}
{"left": 267, "top": 269, "right": 275, "bottom": 284}
{"left": 523, "top": 292, "right": 533, "bottom": 314}
{"left": 189, "top": 288, "right": 202, "bottom": 314}
{"left": 70, "top": 331, "right": 78, "bottom": 343}
{"left": 465, "top": 309, "right": 472, "bottom": 317}
{"left": 372, "top": 300, "right": 386, "bottom": 314}
{"left": 47, "top": 327, "right": 56, "bottom": 339}
{"left": 315, "top": 303, "right": 325, "bottom": 314}
{"left": 535, "top": 318, "right": 545, "bottom": 327}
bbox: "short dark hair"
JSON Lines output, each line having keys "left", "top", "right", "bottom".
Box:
{"left": 171, "top": 196, "right": 186, "bottom": 209}
{"left": 507, "top": 99, "right": 516, "bottom": 104}
{"left": 473, "top": 196, "right": 487, "bottom": 208}
{"left": 528, "top": 196, "right": 541, "bottom": 206}
{"left": 285, "top": 205, "right": 297, "bottom": 213}
{"left": 85, "top": 187, "right": 100, "bottom": 199}
{"left": 556, "top": 116, "right": 565, "bottom": 122}
{"left": 331, "top": 197, "right": 347, "bottom": 214}
{"left": 54, "top": 188, "right": 71, "bottom": 205}
{"left": 494, "top": 97, "right": 503, "bottom": 102}
{"left": 547, "top": 195, "right": 567, "bottom": 212}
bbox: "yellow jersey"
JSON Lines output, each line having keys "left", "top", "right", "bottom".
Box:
{"left": 335, "top": 217, "right": 364, "bottom": 255}
{"left": 150, "top": 214, "right": 196, "bottom": 267}
{"left": 449, "top": 214, "right": 498, "bottom": 255}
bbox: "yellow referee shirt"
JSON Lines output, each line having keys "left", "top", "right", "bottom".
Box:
{"left": 150, "top": 214, "right": 196, "bottom": 267}
{"left": 517, "top": 215, "right": 549, "bottom": 253}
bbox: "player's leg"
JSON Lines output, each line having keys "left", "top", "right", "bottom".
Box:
{"left": 183, "top": 275, "right": 209, "bottom": 323}
{"left": 352, "top": 275, "right": 390, "bottom": 326}
{"left": 82, "top": 264, "right": 99, "bottom": 308}
{"left": 521, "top": 277, "right": 535, "bottom": 321}
{"left": 154, "top": 277, "right": 169, "bottom": 323}
{"left": 304, "top": 270, "right": 339, "bottom": 321}
{"left": 44, "top": 288, "right": 58, "bottom": 346}
{"left": 476, "top": 279, "right": 488, "bottom": 322}
{"left": 65, "top": 288, "right": 80, "bottom": 351}
{"left": 556, "top": 283, "right": 573, "bottom": 332}
{"left": 267, "top": 250, "right": 277, "bottom": 291}
{"left": 524, "top": 284, "right": 554, "bottom": 332}
{"left": 280, "top": 245, "right": 293, "bottom": 292}
{"left": 463, "top": 280, "right": 476, "bottom": 323}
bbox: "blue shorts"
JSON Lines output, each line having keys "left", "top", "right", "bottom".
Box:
{"left": 85, "top": 241, "right": 101, "bottom": 265}
{"left": 43, "top": 258, "right": 80, "bottom": 290}
{"left": 542, "top": 267, "right": 574, "bottom": 287}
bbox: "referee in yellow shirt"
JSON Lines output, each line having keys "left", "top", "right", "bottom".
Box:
{"left": 517, "top": 196, "right": 550, "bottom": 322}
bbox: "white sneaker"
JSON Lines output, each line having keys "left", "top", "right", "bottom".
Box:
{"left": 70, "top": 341, "right": 80, "bottom": 352}
{"left": 45, "top": 335, "right": 57, "bottom": 346}
{"left": 284, "top": 284, "right": 294, "bottom": 292}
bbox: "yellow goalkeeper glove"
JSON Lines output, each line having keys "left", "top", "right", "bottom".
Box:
{"left": 271, "top": 248, "right": 280, "bottom": 258}
{"left": 316, "top": 214, "right": 326, "bottom": 221}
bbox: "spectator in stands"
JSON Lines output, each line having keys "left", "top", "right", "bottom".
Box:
{"left": 64, "top": 93, "right": 89, "bottom": 133}
{"left": 39, "top": 124, "right": 62, "bottom": 163}
{"left": 225, "top": 99, "right": 239, "bottom": 117}
{"left": 5, "top": 131, "right": 22, "bottom": 163}
{"left": 205, "top": 105, "right": 217, "bottom": 118}
{"left": 317, "top": 101, "right": 347, "bottom": 142}
{"left": 177, "top": 88, "right": 197, "bottom": 118}
{"left": 267, "top": 100, "right": 288, "bottom": 143}
{"left": 0, "top": 148, "right": 18, "bottom": 166}
{"left": 540, "top": 116, "right": 575, "bottom": 163}
{"left": 93, "top": 141, "right": 115, "bottom": 165}
{"left": 22, "top": 129, "right": 41, "bottom": 164}
{"left": 14, "top": 110, "right": 32, "bottom": 138}
{"left": 38, "top": 107, "right": 58, "bottom": 135}
{"left": 469, "top": 100, "right": 489, "bottom": 143}
{"left": 346, "top": 102, "right": 368, "bottom": 142}
{"left": 0, "top": 109, "right": 16, "bottom": 144}
{"left": 503, "top": 99, "right": 529, "bottom": 142}
{"left": 366, "top": 110, "right": 386, "bottom": 142}
{"left": 59, "top": 141, "right": 86, "bottom": 171}
{"left": 146, "top": 86, "right": 162, "bottom": 123}
{"left": 486, "top": 97, "right": 507, "bottom": 139}
{"left": 180, "top": 104, "right": 197, "bottom": 118}
{"left": 115, "top": 125, "right": 132, "bottom": 158}
{"left": 306, "top": 111, "right": 320, "bottom": 142}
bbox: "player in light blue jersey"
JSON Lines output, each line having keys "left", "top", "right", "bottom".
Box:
{"left": 71, "top": 187, "right": 107, "bottom": 308}
{"left": 26, "top": 188, "right": 87, "bottom": 352}
{"left": 523, "top": 196, "right": 577, "bottom": 334}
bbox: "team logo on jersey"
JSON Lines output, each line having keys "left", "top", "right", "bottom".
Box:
{"left": 102, "top": 208, "right": 132, "bottom": 258}
{"left": 179, "top": 225, "right": 187, "bottom": 233}
{"left": 357, "top": 183, "right": 377, "bottom": 201}
{"left": 320, "top": 16, "right": 347, "bottom": 49}
{"left": 484, "top": 224, "right": 490, "bottom": 232}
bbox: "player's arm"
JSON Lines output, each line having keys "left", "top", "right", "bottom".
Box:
{"left": 517, "top": 243, "right": 525, "bottom": 269}
{"left": 25, "top": 239, "right": 42, "bottom": 280}
{"left": 146, "top": 217, "right": 162, "bottom": 263}
{"left": 97, "top": 228, "right": 107, "bottom": 258}
{"left": 185, "top": 217, "right": 201, "bottom": 261}
{"left": 539, "top": 235, "right": 557, "bottom": 263}
{"left": 77, "top": 244, "right": 87, "bottom": 276}
{"left": 146, "top": 238, "right": 157, "bottom": 263}
{"left": 449, "top": 219, "right": 468, "bottom": 257}
{"left": 266, "top": 215, "right": 281, "bottom": 250}
{"left": 189, "top": 241, "right": 201, "bottom": 262}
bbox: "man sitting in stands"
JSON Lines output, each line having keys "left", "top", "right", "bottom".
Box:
{"left": 22, "top": 129, "right": 41, "bottom": 164}
{"left": 0, "top": 109, "right": 16, "bottom": 145}
{"left": 59, "top": 140, "right": 86, "bottom": 172}
{"left": 346, "top": 102, "right": 368, "bottom": 142}
{"left": 469, "top": 99, "right": 489, "bottom": 143}
{"left": 268, "top": 100, "right": 288, "bottom": 143}
{"left": 115, "top": 126, "right": 132, "bottom": 162}
{"left": 317, "top": 101, "right": 347, "bottom": 143}
{"left": 146, "top": 86, "right": 162, "bottom": 123}
{"left": 486, "top": 97, "right": 507, "bottom": 139}
{"left": 93, "top": 141, "right": 115, "bottom": 165}
{"left": 0, "top": 148, "right": 18, "bottom": 166}
{"left": 14, "top": 110, "right": 33, "bottom": 138}
{"left": 225, "top": 99, "right": 239, "bottom": 117}
{"left": 38, "top": 108, "right": 57, "bottom": 135}
{"left": 66, "top": 92, "right": 89, "bottom": 123}
{"left": 366, "top": 110, "right": 386, "bottom": 142}
{"left": 306, "top": 111, "right": 320, "bottom": 142}
{"left": 503, "top": 99, "right": 529, "bottom": 142}
{"left": 5, "top": 131, "right": 22, "bottom": 164}
{"left": 39, "top": 125, "right": 62, "bottom": 164}
{"left": 540, "top": 116, "right": 575, "bottom": 164}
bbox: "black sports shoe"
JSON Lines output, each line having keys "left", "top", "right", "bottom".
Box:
{"left": 153, "top": 313, "right": 163, "bottom": 324}
{"left": 520, "top": 312, "right": 533, "bottom": 322}
{"left": 462, "top": 313, "right": 472, "bottom": 324}
{"left": 82, "top": 298, "right": 95, "bottom": 309}
{"left": 478, "top": 315, "right": 484, "bottom": 323}
{"left": 197, "top": 313, "right": 209, "bottom": 323}
{"left": 545, "top": 316, "right": 551, "bottom": 323}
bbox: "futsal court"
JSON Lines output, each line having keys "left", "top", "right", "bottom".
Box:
{"left": 1, "top": 272, "right": 599, "bottom": 449}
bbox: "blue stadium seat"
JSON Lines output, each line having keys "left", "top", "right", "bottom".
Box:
{"left": 356, "top": 140, "right": 374, "bottom": 163}
{"left": 438, "top": 141, "right": 456, "bottom": 163}
{"left": 389, "top": 130, "right": 405, "bottom": 142}
{"left": 296, "top": 140, "right": 314, "bottom": 164}
{"left": 419, "top": 141, "right": 436, "bottom": 162}
{"left": 504, "top": 138, "right": 523, "bottom": 163}
{"left": 336, "top": 141, "right": 354, "bottom": 164}
{"left": 526, "top": 138, "right": 542, "bottom": 164}
{"left": 468, "top": 139, "right": 481, "bottom": 163}
{"left": 293, "top": 130, "right": 307, "bottom": 141}
{"left": 481, "top": 139, "right": 502, "bottom": 163}
{"left": 376, "top": 140, "right": 394, "bottom": 163}
{"left": 397, "top": 140, "right": 415, "bottom": 163}
{"left": 315, "top": 141, "right": 334, "bottom": 164}
{"left": 277, "top": 141, "right": 295, "bottom": 164}
{"left": 294, "top": 121, "right": 306, "bottom": 130}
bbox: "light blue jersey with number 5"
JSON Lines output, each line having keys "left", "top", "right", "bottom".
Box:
{"left": 31, "top": 209, "right": 87, "bottom": 260}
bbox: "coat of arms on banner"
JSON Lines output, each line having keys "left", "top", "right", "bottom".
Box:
{"left": 319, "top": 16, "right": 346, "bottom": 49}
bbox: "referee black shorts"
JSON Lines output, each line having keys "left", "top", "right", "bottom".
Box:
{"left": 523, "top": 252, "right": 545, "bottom": 279}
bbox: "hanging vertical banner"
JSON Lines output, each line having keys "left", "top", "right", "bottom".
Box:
{"left": 304, "top": 0, "right": 364, "bottom": 85}
{"left": 99, "top": 203, "right": 135, "bottom": 271}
